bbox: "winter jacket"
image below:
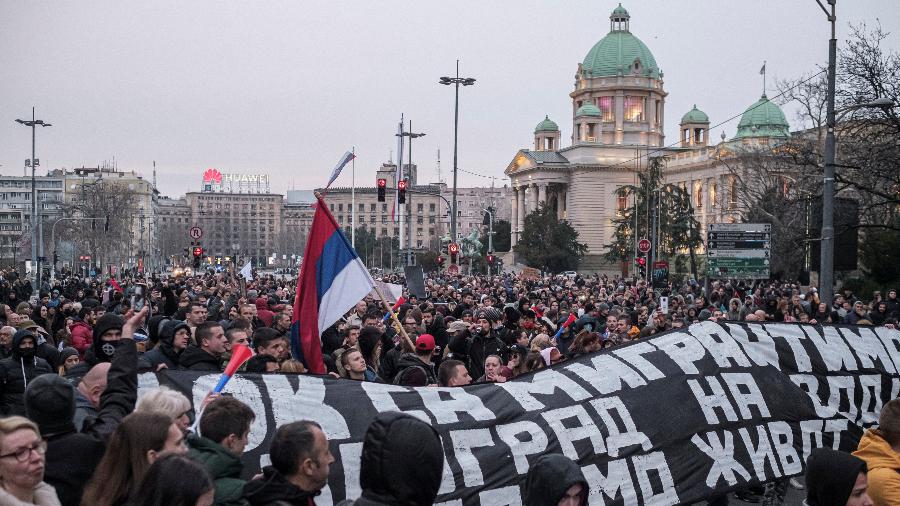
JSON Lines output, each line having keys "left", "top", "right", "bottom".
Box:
{"left": 68, "top": 321, "right": 92, "bottom": 357}
{"left": 392, "top": 353, "right": 436, "bottom": 386}
{"left": 448, "top": 328, "right": 505, "bottom": 380}
{"left": 243, "top": 466, "right": 319, "bottom": 506}
{"left": 179, "top": 345, "right": 221, "bottom": 372}
{"left": 0, "top": 481, "right": 61, "bottom": 506}
{"left": 255, "top": 299, "right": 275, "bottom": 328}
{"left": 142, "top": 320, "right": 188, "bottom": 370}
{"left": 341, "top": 412, "right": 443, "bottom": 506}
{"left": 523, "top": 454, "right": 588, "bottom": 506}
{"left": 43, "top": 339, "right": 137, "bottom": 506}
{"left": 188, "top": 435, "right": 246, "bottom": 506}
{"left": 0, "top": 333, "right": 53, "bottom": 416}
{"left": 853, "top": 428, "right": 900, "bottom": 505}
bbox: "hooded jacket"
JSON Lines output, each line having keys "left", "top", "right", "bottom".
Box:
{"left": 392, "top": 353, "right": 436, "bottom": 386}
{"left": 448, "top": 326, "right": 504, "bottom": 380}
{"left": 68, "top": 320, "right": 93, "bottom": 357}
{"left": 523, "top": 454, "right": 588, "bottom": 506}
{"left": 243, "top": 466, "right": 319, "bottom": 506}
{"left": 854, "top": 428, "right": 900, "bottom": 505}
{"left": 179, "top": 345, "right": 222, "bottom": 371}
{"left": 344, "top": 412, "right": 443, "bottom": 505}
{"left": 143, "top": 319, "right": 188, "bottom": 370}
{"left": 255, "top": 298, "right": 275, "bottom": 328}
{"left": 0, "top": 330, "right": 53, "bottom": 416}
{"left": 188, "top": 435, "right": 246, "bottom": 506}
{"left": 89, "top": 313, "right": 125, "bottom": 364}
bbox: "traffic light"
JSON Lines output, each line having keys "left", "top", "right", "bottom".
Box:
{"left": 436, "top": 255, "right": 445, "bottom": 266}
{"left": 486, "top": 252, "right": 495, "bottom": 264}
{"left": 635, "top": 255, "right": 647, "bottom": 277}
{"left": 193, "top": 246, "right": 203, "bottom": 269}
{"left": 397, "top": 179, "right": 407, "bottom": 204}
{"left": 377, "top": 178, "right": 386, "bottom": 202}
{"left": 448, "top": 242, "right": 459, "bottom": 264}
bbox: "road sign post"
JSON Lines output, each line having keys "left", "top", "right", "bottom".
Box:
{"left": 638, "top": 238, "right": 651, "bottom": 254}
{"left": 706, "top": 223, "right": 771, "bottom": 279}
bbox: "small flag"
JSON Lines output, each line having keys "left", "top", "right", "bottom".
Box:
{"left": 553, "top": 312, "right": 577, "bottom": 340}
{"left": 382, "top": 296, "right": 406, "bottom": 323}
{"left": 109, "top": 278, "right": 123, "bottom": 293}
{"left": 238, "top": 261, "right": 252, "bottom": 280}
{"left": 212, "top": 344, "right": 254, "bottom": 393}
{"left": 291, "top": 194, "right": 377, "bottom": 374}
{"left": 325, "top": 151, "right": 356, "bottom": 189}
{"left": 759, "top": 61, "right": 766, "bottom": 75}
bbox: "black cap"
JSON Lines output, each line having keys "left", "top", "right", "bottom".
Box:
{"left": 25, "top": 375, "right": 76, "bottom": 437}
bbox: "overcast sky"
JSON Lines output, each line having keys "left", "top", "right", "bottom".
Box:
{"left": 2, "top": 1, "right": 898, "bottom": 198}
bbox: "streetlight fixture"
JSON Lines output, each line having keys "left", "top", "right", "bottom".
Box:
{"left": 397, "top": 121, "right": 425, "bottom": 266}
{"left": 15, "top": 108, "right": 51, "bottom": 294}
{"left": 439, "top": 61, "right": 476, "bottom": 260}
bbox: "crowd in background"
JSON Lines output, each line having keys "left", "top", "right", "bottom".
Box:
{"left": 0, "top": 266, "right": 895, "bottom": 505}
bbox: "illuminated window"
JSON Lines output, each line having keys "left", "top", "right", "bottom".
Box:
{"left": 598, "top": 97, "right": 614, "bottom": 122}
{"left": 616, "top": 190, "right": 627, "bottom": 217}
{"left": 710, "top": 181, "right": 718, "bottom": 208}
{"left": 624, "top": 96, "right": 645, "bottom": 122}
{"left": 694, "top": 182, "right": 703, "bottom": 209}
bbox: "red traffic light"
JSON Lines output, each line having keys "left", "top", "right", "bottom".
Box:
{"left": 397, "top": 180, "right": 407, "bottom": 190}
{"left": 636, "top": 257, "right": 646, "bottom": 266}
{"left": 487, "top": 254, "right": 494, "bottom": 264}
{"left": 377, "top": 178, "right": 386, "bottom": 188}
{"left": 436, "top": 255, "right": 445, "bottom": 265}
{"left": 448, "top": 243, "right": 459, "bottom": 254}
{"left": 192, "top": 246, "right": 203, "bottom": 257}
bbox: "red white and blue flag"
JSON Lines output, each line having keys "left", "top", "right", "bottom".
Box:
{"left": 291, "top": 196, "right": 376, "bottom": 374}
{"left": 325, "top": 150, "right": 356, "bottom": 190}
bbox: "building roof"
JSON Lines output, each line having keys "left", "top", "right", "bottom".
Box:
{"left": 582, "top": 5, "right": 659, "bottom": 79}
{"left": 524, "top": 150, "right": 570, "bottom": 164}
{"left": 534, "top": 115, "right": 559, "bottom": 133}
{"left": 681, "top": 104, "right": 709, "bottom": 124}
{"left": 575, "top": 102, "right": 602, "bottom": 117}
{"left": 734, "top": 94, "right": 791, "bottom": 139}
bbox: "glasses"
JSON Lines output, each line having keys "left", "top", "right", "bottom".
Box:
{"left": 0, "top": 441, "right": 47, "bottom": 462}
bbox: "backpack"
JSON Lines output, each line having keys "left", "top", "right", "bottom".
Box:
{"left": 392, "top": 363, "right": 433, "bottom": 386}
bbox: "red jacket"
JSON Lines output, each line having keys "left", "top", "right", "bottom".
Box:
{"left": 69, "top": 321, "right": 93, "bottom": 357}
{"left": 255, "top": 298, "right": 275, "bottom": 327}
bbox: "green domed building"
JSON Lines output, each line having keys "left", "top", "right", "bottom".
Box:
{"left": 734, "top": 94, "right": 791, "bottom": 139}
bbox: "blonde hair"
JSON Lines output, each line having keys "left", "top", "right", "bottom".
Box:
{"left": 530, "top": 333, "right": 552, "bottom": 352}
{"left": 279, "top": 360, "right": 306, "bottom": 374}
{"left": 135, "top": 386, "right": 191, "bottom": 422}
{"left": 0, "top": 416, "right": 40, "bottom": 444}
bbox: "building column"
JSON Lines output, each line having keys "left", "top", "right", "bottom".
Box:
{"left": 529, "top": 184, "right": 539, "bottom": 213}
{"left": 510, "top": 187, "right": 519, "bottom": 247}
{"left": 537, "top": 183, "right": 547, "bottom": 210}
{"left": 556, "top": 187, "right": 565, "bottom": 220}
{"left": 517, "top": 187, "right": 526, "bottom": 238}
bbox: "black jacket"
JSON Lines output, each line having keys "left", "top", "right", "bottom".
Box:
{"left": 392, "top": 353, "right": 436, "bottom": 386}
{"left": 448, "top": 328, "right": 505, "bottom": 380}
{"left": 243, "top": 466, "right": 319, "bottom": 506}
{"left": 44, "top": 339, "right": 138, "bottom": 506}
{"left": 143, "top": 320, "right": 188, "bottom": 370}
{"left": 343, "top": 412, "right": 443, "bottom": 506}
{"left": 179, "top": 345, "right": 222, "bottom": 371}
{"left": 0, "top": 333, "right": 53, "bottom": 416}
{"left": 523, "top": 454, "right": 588, "bottom": 506}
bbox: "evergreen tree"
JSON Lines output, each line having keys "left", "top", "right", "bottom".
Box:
{"left": 514, "top": 204, "right": 587, "bottom": 272}
{"left": 603, "top": 157, "right": 703, "bottom": 278}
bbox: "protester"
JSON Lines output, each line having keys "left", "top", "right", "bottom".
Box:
{"left": 81, "top": 411, "right": 187, "bottom": 506}
{"left": 130, "top": 454, "right": 214, "bottom": 506}
{"left": 448, "top": 310, "right": 505, "bottom": 380}
{"left": 854, "top": 398, "right": 900, "bottom": 505}
{"left": 0, "top": 329, "right": 53, "bottom": 416}
{"left": 393, "top": 334, "right": 438, "bottom": 386}
{"left": 143, "top": 320, "right": 190, "bottom": 371}
{"left": 338, "top": 412, "right": 443, "bottom": 506}
{"left": 437, "top": 359, "right": 471, "bottom": 387}
{"left": 0, "top": 416, "right": 60, "bottom": 506}
{"left": 523, "top": 453, "right": 588, "bottom": 506}
{"left": 72, "top": 362, "right": 110, "bottom": 431}
{"left": 135, "top": 386, "right": 192, "bottom": 434}
{"left": 55, "top": 348, "right": 79, "bottom": 377}
{"left": 87, "top": 313, "right": 126, "bottom": 365}
{"left": 243, "top": 420, "right": 334, "bottom": 506}
{"left": 189, "top": 396, "right": 255, "bottom": 506}
{"left": 806, "top": 448, "right": 873, "bottom": 506}
{"left": 476, "top": 355, "right": 507, "bottom": 383}
{"left": 340, "top": 349, "right": 378, "bottom": 382}
{"left": 180, "top": 322, "right": 227, "bottom": 372}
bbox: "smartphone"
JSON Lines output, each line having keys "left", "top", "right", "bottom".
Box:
{"left": 132, "top": 283, "right": 150, "bottom": 317}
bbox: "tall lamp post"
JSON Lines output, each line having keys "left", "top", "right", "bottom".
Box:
{"left": 15, "top": 108, "right": 51, "bottom": 294}
{"left": 439, "top": 61, "right": 476, "bottom": 255}
{"left": 397, "top": 121, "right": 425, "bottom": 266}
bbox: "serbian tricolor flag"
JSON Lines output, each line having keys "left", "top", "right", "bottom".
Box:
{"left": 291, "top": 195, "right": 376, "bottom": 374}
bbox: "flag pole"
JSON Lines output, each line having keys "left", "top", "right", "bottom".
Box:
{"left": 351, "top": 146, "right": 356, "bottom": 249}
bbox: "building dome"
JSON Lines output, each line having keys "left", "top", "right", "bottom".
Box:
{"left": 581, "top": 5, "right": 660, "bottom": 79}
{"left": 735, "top": 94, "right": 790, "bottom": 138}
{"left": 534, "top": 115, "right": 559, "bottom": 133}
{"left": 575, "top": 102, "right": 601, "bottom": 117}
{"left": 681, "top": 104, "right": 709, "bottom": 124}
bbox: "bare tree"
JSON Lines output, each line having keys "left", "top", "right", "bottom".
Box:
{"left": 62, "top": 181, "right": 139, "bottom": 273}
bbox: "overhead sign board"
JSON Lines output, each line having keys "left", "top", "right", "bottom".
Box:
{"left": 706, "top": 223, "right": 770, "bottom": 279}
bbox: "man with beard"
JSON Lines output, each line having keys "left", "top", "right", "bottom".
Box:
{"left": 143, "top": 320, "right": 191, "bottom": 371}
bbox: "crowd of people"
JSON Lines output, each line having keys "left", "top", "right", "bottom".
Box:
{"left": 0, "top": 266, "right": 895, "bottom": 505}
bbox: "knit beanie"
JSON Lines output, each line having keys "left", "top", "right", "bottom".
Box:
{"left": 805, "top": 448, "right": 867, "bottom": 506}
{"left": 25, "top": 374, "right": 76, "bottom": 437}
{"left": 92, "top": 313, "right": 125, "bottom": 362}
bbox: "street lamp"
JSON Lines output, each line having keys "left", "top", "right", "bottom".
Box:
{"left": 397, "top": 121, "right": 425, "bottom": 266}
{"left": 439, "top": 61, "right": 476, "bottom": 258}
{"left": 15, "top": 108, "right": 51, "bottom": 294}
